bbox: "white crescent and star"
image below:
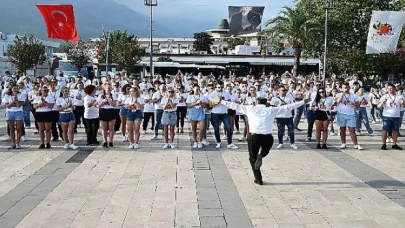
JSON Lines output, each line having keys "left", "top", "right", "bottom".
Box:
{"left": 51, "top": 10, "right": 68, "bottom": 27}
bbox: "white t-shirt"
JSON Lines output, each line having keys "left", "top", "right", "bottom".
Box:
{"left": 97, "top": 93, "right": 118, "bottom": 109}
{"left": 84, "top": 95, "right": 99, "bottom": 119}
{"left": 380, "top": 94, "right": 403, "bottom": 117}
{"left": 56, "top": 97, "right": 73, "bottom": 112}
{"left": 186, "top": 94, "right": 207, "bottom": 109}
{"left": 369, "top": 92, "right": 382, "bottom": 105}
{"left": 208, "top": 91, "right": 231, "bottom": 114}
{"left": 310, "top": 97, "right": 334, "bottom": 111}
{"left": 336, "top": 93, "right": 359, "bottom": 115}
{"left": 357, "top": 95, "right": 369, "bottom": 108}
{"left": 118, "top": 94, "right": 130, "bottom": 107}
{"left": 71, "top": 90, "right": 85, "bottom": 106}
{"left": 177, "top": 93, "right": 189, "bottom": 107}
{"left": 3, "top": 93, "right": 26, "bottom": 112}
{"left": 270, "top": 96, "right": 294, "bottom": 118}
{"left": 152, "top": 91, "right": 165, "bottom": 110}
{"left": 33, "top": 96, "right": 55, "bottom": 112}
{"left": 142, "top": 94, "right": 155, "bottom": 113}
{"left": 124, "top": 96, "right": 145, "bottom": 112}
{"left": 161, "top": 96, "right": 179, "bottom": 112}
{"left": 49, "top": 90, "right": 60, "bottom": 111}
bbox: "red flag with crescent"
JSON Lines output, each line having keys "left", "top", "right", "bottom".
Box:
{"left": 36, "top": 4, "right": 79, "bottom": 42}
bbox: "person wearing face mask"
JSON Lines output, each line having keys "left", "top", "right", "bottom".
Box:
{"left": 208, "top": 81, "right": 238, "bottom": 149}
{"left": 270, "top": 86, "right": 298, "bottom": 150}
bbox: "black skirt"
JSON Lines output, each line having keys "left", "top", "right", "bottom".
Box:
{"left": 36, "top": 111, "right": 52, "bottom": 122}
{"left": 99, "top": 108, "right": 117, "bottom": 121}
{"left": 227, "top": 109, "right": 236, "bottom": 116}
{"left": 314, "top": 110, "right": 328, "bottom": 121}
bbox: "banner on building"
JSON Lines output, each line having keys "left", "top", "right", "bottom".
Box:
{"left": 366, "top": 11, "right": 405, "bottom": 54}
{"left": 228, "top": 6, "right": 265, "bottom": 36}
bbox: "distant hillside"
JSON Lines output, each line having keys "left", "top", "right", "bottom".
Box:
{"left": 0, "top": 0, "right": 175, "bottom": 39}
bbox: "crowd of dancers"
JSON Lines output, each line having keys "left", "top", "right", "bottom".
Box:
{"left": 1, "top": 70, "right": 404, "bottom": 151}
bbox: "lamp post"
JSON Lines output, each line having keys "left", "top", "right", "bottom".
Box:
{"left": 145, "top": 0, "right": 158, "bottom": 78}
{"left": 323, "top": 1, "right": 332, "bottom": 85}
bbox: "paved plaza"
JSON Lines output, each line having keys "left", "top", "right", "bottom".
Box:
{"left": 1, "top": 113, "right": 405, "bottom": 228}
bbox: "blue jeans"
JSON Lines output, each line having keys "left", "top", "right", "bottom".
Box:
{"left": 399, "top": 110, "right": 404, "bottom": 130}
{"left": 355, "top": 107, "right": 373, "bottom": 133}
{"left": 329, "top": 112, "right": 337, "bottom": 133}
{"left": 203, "top": 113, "right": 211, "bottom": 139}
{"left": 276, "top": 117, "right": 294, "bottom": 144}
{"left": 293, "top": 105, "right": 305, "bottom": 129}
{"left": 211, "top": 113, "right": 233, "bottom": 144}
{"left": 154, "top": 109, "right": 163, "bottom": 136}
{"left": 370, "top": 104, "right": 382, "bottom": 121}
{"left": 23, "top": 102, "right": 31, "bottom": 127}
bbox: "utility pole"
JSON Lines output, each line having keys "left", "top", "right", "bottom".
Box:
{"left": 145, "top": 0, "right": 158, "bottom": 78}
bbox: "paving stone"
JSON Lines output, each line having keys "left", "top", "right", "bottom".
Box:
{"left": 200, "top": 216, "right": 226, "bottom": 227}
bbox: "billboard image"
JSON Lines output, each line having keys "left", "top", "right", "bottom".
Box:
{"left": 228, "top": 6, "right": 265, "bottom": 36}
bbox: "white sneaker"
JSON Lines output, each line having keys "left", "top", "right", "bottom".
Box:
{"left": 330, "top": 132, "right": 336, "bottom": 136}
{"left": 227, "top": 144, "right": 238, "bottom": 149}
{"left": 128, "top": 143, "right": 135, "bottom": 149}
{"left": 355, "top": 145, "right": 364, "bottom": 150}
{"left": 356, "top": 132, "right": 361, "bottom": 136}
{"left": 64, "top": 143, "right": 69, "bottom": 149}
{"left": 340, "top": 143, "right": 347, "bottom": 149}
{"left": 122, "top": 136, "right": 128, "bottom": 142}
{"left": 69, "top": 144, "right": 78, "bottom": 150}
{"left": 134, "top": 144, "right": 139, "bottom": 149}
{"left": 370, "top": 132, "right": 379, "bottom": 136}
{"left": 15, "top": 143, "right": 21, "bottom": 149}
{"left": 151, "top": 135, "right": 158, "bottom": 140}
{"left": 216, "top": 143, "right": 221, "bottom": 149}
{"left": 276, "top": 144, "right": 283, "bottom": 149}
{"left": 372, "top": 121, "right": 376, "bottom": 124}
{"left": 21, "top": 136, "right": 26, "bottom": 142}
{"left": 386, "top": 137, "right": 393, "bottom": 143}
{"left": 283, "top": 136, "right": 289, "bottom": 141}
{"left": 192, "top": 142, "right": 198, "bottom": 148}
{"left": 197, "top": 142, "right": 203, "bottom": 148}
{"left": 202, "top": 139, "right": 210, "bottom": 145}
{"left": 143, "top": 130, "right": 147, "bottom": 134}
{"left": 25, "top": 126, "right": 32, "bottom": 129}
{"left": 170, "top": 143, "right": 176, "bottom": 149}
{"left": 163, "top": 143, "right": 170, "bottom": 149}
{"left": 238, "top": 136, "right": 246, "bottom": 141}
{"left": 290, "top": 144, "right": 298, "bottom": 150}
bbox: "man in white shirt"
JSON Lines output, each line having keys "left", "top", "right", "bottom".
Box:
{"left": 208, "top": 82, "right": 238, "bottom": 149}
{"left": 335, "top": 82, "right": 363, "bottom": 150}
{"left": 211, "top": 96, "right": 309, "bottom": 185}
{"left": 151, "top": 83, "right": 166, "bottom": 140}
{"left": 378, "top": 84, "right": 404, "bottom": 150}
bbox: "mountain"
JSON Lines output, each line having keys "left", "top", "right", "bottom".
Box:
{"left": 0, "top": 0, "right": 176, "bottom": 39}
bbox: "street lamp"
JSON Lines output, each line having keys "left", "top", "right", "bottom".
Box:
{"left": 145, "top": 0, "right": 158, "bottom": 78}
{"left": 323, "top": 0, "right": 333, "bottom": 85}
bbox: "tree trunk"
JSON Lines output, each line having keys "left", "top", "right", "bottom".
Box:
{"left": 293, "top": 46, "right": 301, "bottom": 78}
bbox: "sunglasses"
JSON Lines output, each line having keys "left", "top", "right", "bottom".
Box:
{"left": 280, "top": 90, "right": 287, "bottom": 92}
{"left": 216, "top": 87, "right": 223, "bottom": 89}
{"left": 42, "top": 90, "right": 49, "bottom": 92}
{"left": 168, "top": 91, "right": 175, "bottom": 93}
{"left": 319, "top": 91, "right": 325, "bottom": 93}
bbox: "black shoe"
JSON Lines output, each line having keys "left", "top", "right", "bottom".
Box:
{"left": 74, "top": 130, "right": 78, "bottom": 133}
{"left": 34, "top": 131, "right": 39, "bottom": 135}
{"left": 254, "top": 156, "right": 262, "bottom": 170}
{"left": 392, "top": 144, "right": 403, "bottom": 150}
{"left": 322, "top": 144, "right": 328, "bottom": 149}
{"left": 102, "top": 142, "right": 108, "bottom": 148}
{"left": 86, "top": 143, "right": 92, "bottom": 146}
{"left": 52, "top": 138, "right": 59, "bottom": 142}
{"left": 46, "top": 143, "right": 51, "bottom": 149}
{"left": 109, "top": 142, "right": 113, "bottom": 147}
{"left": 254, "top": 180, "right": 263, "bottom": 185}
{"left": 381, "top": 144, "right": 387, "bottom": 150}
{"left": 305, "top": 137, "right": 312, "bottom": 142}
{"left": 295, "top": 128, "right": 302, "bottom": 132}
{"left": 39, "top": 144, "right": 45, "bottom": 149}
{"left": 316, "top": 144, "right": 321, "bottom": 149}
{"left": 93, "top": 141, "right": 101, "bottom": 145}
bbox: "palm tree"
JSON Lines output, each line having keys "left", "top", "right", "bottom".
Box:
{"left": 263, "top": 6, "right": 317, "bottom": 77}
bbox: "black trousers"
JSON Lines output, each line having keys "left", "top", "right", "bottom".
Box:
{"left": 143, "top": 112, "right": 155, "bottom": 131}
{"left": 234, "top": 115, "right": 246, "bottom": 131}
{"left": 247, "top": 134, "right": 274, "bottom": 182}
{"left": 176, "top": 106, "right": 187, "bottom": 128}
{"left": 73, "top": 106, "right": 86, "bottom": 129}
{"left": 85, "top": 118, "right": 99, "bottom": 144}
{"left": 114, "top": 109, "right": 121, "bottom": 132}
{"left": 30, "top": 104, "right": 39, "bottom": 130}
{"left": 50, "top": 111, "right": 62, "bottom": 140}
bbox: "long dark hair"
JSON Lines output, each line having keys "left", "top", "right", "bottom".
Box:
{"left": 315, "top": 87, "right": 326, "bottom": 104}
{"left": 6, "top": 83, "right": 18, "bottom": 96}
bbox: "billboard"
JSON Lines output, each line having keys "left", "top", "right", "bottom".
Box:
{"left": 228, "top": 6, "right": 265, "bottom": 36}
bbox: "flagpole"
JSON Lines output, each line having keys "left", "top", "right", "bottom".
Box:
{"left": 106, "top": 31, "right": 110, "bottom": 76}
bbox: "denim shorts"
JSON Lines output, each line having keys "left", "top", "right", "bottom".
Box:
{"left": 188, "top": 108, "right": 205, "bottom": 121}
{"left": 59, "top": 113, "right": 75, "bottom": 123}
{"left": 127, "top": 110, "right": 143, "bottom": 121}
{"left": 382, "top": 116, "right": 400, "bottom": 132}
{"left": 336, "top": 113, "right": 356, "bottom": 128}
{"left": 119, "top": 107, "right": 128, "bottom": 116}
{"left": 162, "top": 111, "right": 177, "bottom": 125}
{"left": 6, "top": 111, "right": 24, "bottom": 121}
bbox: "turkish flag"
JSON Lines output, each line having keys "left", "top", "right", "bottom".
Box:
{"left": 36, "top": 4, "right": 79, "bottom": 42}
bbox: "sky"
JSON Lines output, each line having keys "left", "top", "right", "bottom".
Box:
{"left": 115, "top": 0, "right": 294, "bottom": 35}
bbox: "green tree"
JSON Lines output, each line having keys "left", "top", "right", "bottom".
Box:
{"left": 65, "top": 40, "right": 91, "bottom": 72}
{"left": 59, "top": 41, "right": 76, "bottom": 54}
{"left": 6, "top": 34, "right": 45, "bottom": 73}
{"left": 193, "top": 32, "right": 213, "bottom": 53}
{"left": 98, "top": 30, "right": 145, "bottom": 73}
{"left": 157, "top": 56, "right": 173, "bottom": 62}
{"left": 226, "top": 37, "right": 248, "bottom": 50}
{"left": 263, "top": 5, "right": 318, "bottom": 77}
{"left": 260, "top": 31, "right": 285, "bottom": 55}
